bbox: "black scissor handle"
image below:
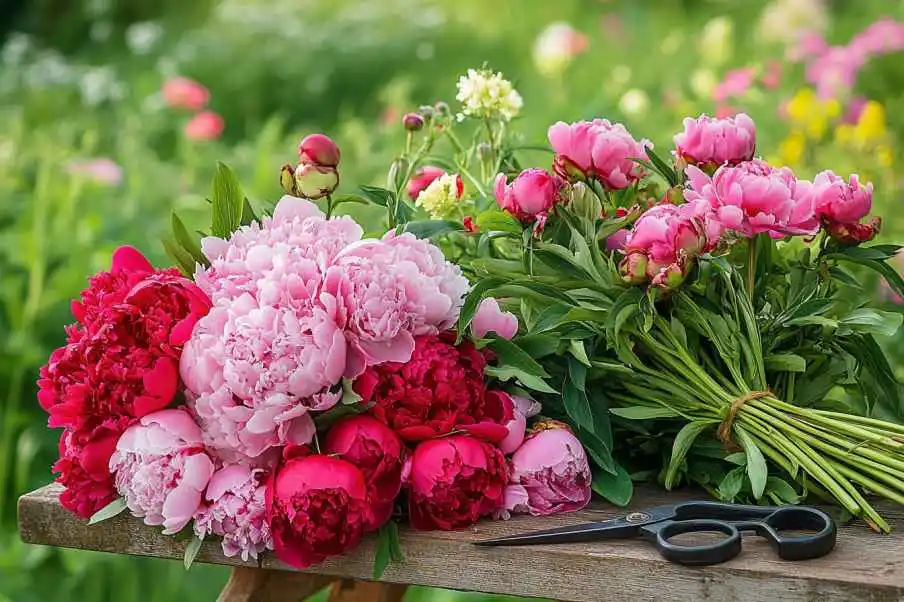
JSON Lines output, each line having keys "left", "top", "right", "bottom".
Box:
{"left": 645, "top": 519, "right": 742, "bottom": 566}
{"left": 750, "top": 506, "right": 837, "bottom": 561}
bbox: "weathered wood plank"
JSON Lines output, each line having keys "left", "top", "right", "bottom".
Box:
{"left": 19, "top": 483, "right": 904, "bottom": 602}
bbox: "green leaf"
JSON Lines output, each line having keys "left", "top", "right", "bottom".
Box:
{"left": 183, "top": 534, "right": 203, "bottom": 571}
{"left": 514, "top": 333, "right": 561, "bottom": 358}
{"left": 240, "top": 197, "right": 258, "bottom": 226}
{"left": 717, "top": 466, "right": 746, "bottom": 501}
{"left": 88, "top": 498, "right": 127, "bottom": 525}
{"left": 210, "top": 162, "right": 245, "bottom": 238}
{"left": 395, "top": 198, "right": 415, "bottom": 225}
{"left": 340, "top": 378, "right": 362, "bottom": 405}
{"left": 457, "top": 278, "right": 507, "bottom": 336}
{"left": 765, "top": 353, "right": 807, "bottom": 373}
{"left": 403, "top": 220, "right": 463, "bottom": 239}
{"left": 669, "top": 316, "right": 688, "bottom": 349}
{"left": 644, "top": 145, "right": 680, "bottom": 186}
{"left": 580, "top": 428, "right": 618, "bottom": 474}
{"left": 330, "top": 193, "right": 370, "bottom": 209}
{"left": 610, "top": 406, "right": 680, "bottom": 420}
{"left": 735, "top": 427, "right": 768, "bottom": 499}
{"left": 765, "top": 477, "right": 800, "bottom": 504}
{"left": 485, "top": 365, "right": 557, "bottom": 394}
{"left": 828, "top": 251, "right": 904, "bottom": 298}
{"left": 532, "top": 303, "right": 573, "bottom": 333}
{"left": 359, "top": 184, "right": 395, "bottom": 207}
{"left": 487, "top": 337, "right": 549, "bottom": 378}
{"left": 162, "top": 236, "right": 196, "bottom": 276}
{"left": 591, "top": 464, "right": 633, "bottom": 506}
{"left": 665, "top": 421, "right": 714, "bottom": 489}
{"left": 724, "top": 452, "right": 747, "bottom": 466}
{"left": 839, "top": 308, "right": 903, "bottom": 337}
{"left": 562, "top": 381, "right": 594, "bottom": 433}
{"left": 569, "top": 340, "right": 592, "bottom": 367}
{"left": 172, "top": 213, "right": 208, "bottom": 267}
{"left": 475, "top": 209, "right": 522, "bottom": 234}
{"left": 373, "top": 524, "right": 392, "bottom": 580}
{"left": 568, "top": 356, "right": 587, "bottom": 392}
{"left": 534, "top": 243, "right": 593, "bottom": 280}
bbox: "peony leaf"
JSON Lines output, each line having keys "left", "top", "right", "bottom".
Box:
{"left": 838, "top": 308, "right": 903, "bottom": 338}
{"left": 562, "top": 380, "right": 594, "bottom": 433}
{"left": 609, "top": 406, "right": 680, "bottom": 420}
{"left": 372, "top": 524, "right": 393, "bottom": 580}
{"left": 664, "top": 421, "right": 715, "bottom": 490}
{"left": 735, "top": 427, "right": 768, "bottom": 500}
{"left": 487, "top": 337, "right": 549, "bottom": 378}
{"left": 485, "top": 366, "right": 557, "bottom": 394}
{"left": 240, "top": 197, "right": 258, "bottom": 226}
{"left": 88, "top": 498, "right": 127, "bottom": 525}
{"left": 403, "top": 220, "right": 463, "bottom": 239}
{"left": 358, "top": 185, "right": 394, "bottom": 207}
{"left": 171, "top": 212, "right": 209, "bottom": 267}
{"left": 183, "top": 534, "right": 204, "bottom": 571}
{"left": 591, "top": 464, "right": 633, "bottom": 507}
{"left": 210, "top": 162, "right": 245, "bottom": 238}
{"left": 475, "top": 209, "right": 522, "bottom": 234}
{"left": 644, "top": 145, "right": 680, "bottom": 187}
{"left": 162, "top": 236, "right": 197, "bottom": 277}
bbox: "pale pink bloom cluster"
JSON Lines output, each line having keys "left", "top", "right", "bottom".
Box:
{"left": 109, "top": 409, "right": 215, "bottom": 535}
{"left": 181, "top": 195, "right": 466, "bottom": 461}
{"left": 674, "top": 113, "right": 757, "bottom": 168}
{"left": 548, "top": 119, "right": 649, "bottom": 189}
{"left": 194, "top": 464, "right": 273, "bottom": 561}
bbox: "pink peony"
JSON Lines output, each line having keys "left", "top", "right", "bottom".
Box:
{"left": 788, "top": 31, "right": 828, "bottom": 63}
{"left": 471, "top": 298, "right": 518, "bottom": 340}
{"left": 181, "top": 294, "right": 345, "bottom": 460}
{"left": 684, "top": 160, "right": 819, "bottom": 238}
{"left": 195, "top": 195, "right": 362, "bottom": 311}
{"left": 548, "top": 119, "right": 648, "bottom": 189}
{"left": 490, "top": 391, "right": 526, "bottom": 455}
{"left": 712, "top": 68, "right": 755, "bottom": 103}
{"left": 322, "top": 232, "right": 468, "bottom": 377}
{"left": 812, "top": 170, "right": 873, "bottom": 224}
{"left": 806, "top": 46, "right": 863, "bottom": 99}
{"left": 494, "top": 169, "right": 566, "bottom": 223}
{"left": 502, "top": 422, "right": 592, "bottom": 517}
{"left": 674, "top": 113, "right": 756, "bottom": 168}
{"left": 109, "top": 409, "right": 214, "bottom": 534}
{"left": 162, "top": 76, "right": 210, "bottom": 111}
{"left": 407, "top": 166, "right": 446, "bottom": 200}
{"left": 194, "top": 464, "right": 273, "bottom": 561}
{"left": 185, "top": 111, "right": 224, "bottom": 141}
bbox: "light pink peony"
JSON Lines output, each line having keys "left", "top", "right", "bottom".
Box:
{"left": 684, "top": 160, "right": 819, "bottom": 238}
{"left": 494, "top": 169, "right": 566, "bottom": 223}
{"left": 501, "top": 423, "right": 592, "bottom": 517}
{"left": 471, "top": 298, "right": 518, "bottom": 340}
{"left": 195, "top": 195, "right": 362, "bottom": 312}
{"left": 674, "top": 113, "right": 756, "bottom": 168}
{"left": 181, "top": 293, "right": 346, "bottom": 459}
{"left": 194, "top": 464, "right": 273, "bottom": 561}
{"left": 712, "top": 68, "right": 755, "bottom": 103}
{"left": 812, "top": 170, "right": 873, "bottom": 224}
{"left": 548, "top": 119, "right": 648, "bottom": 189}
{"left": 109, "top": 409, "right": 215, "bottom": 534}
{"left": 322, "top": 232, "right": 468, "bottom": 377}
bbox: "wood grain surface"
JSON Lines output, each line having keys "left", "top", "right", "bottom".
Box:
{"left": 19, "top": 483, "right": 904, "bottom": 602}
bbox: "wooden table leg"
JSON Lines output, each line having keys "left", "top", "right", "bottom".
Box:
{"left": 329, "top": 579, "right": 408, "bottom": 602}
{"left": 217, "top": 567, "right": 335, "bottom": 602}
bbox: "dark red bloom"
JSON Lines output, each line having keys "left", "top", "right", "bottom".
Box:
{"left": 53, "top": 419, "right": 128, "bottom": 518}
{"left": 825, "top": 217, "right": 881, "bottom": 246}
{"left": 323, "top": 415, "right": 405, "bottom": 528}
{"left": 267, "top": 455, "right": 372, "bottom": 568}
{"left": 408, "top": 436, "right": 508, "bottom": 530}
{"left": 353, "top": 333, "right": 495, "bottom": 442}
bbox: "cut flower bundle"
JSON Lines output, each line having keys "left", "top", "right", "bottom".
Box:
{"left": 37, "top": 67, "right": 904, "bottom": 573}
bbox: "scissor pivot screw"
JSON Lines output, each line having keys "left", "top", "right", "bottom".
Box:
{"left": 625, "top": 512, "right": 651, "bottom": 523}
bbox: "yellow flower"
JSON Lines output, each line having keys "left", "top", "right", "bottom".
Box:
{"left": 855, "top": 101, "right": 887, "bottom": 142}
{"left": 878, "top": 144, "right": 894, "bottom": 167}
{"left": 785, "top": 89, "right": 839, "bottom": 139}
{"left": 415, "top": 173, "right": 462, "bottom": 219}
{"left": 834, "top": 124, "right": 855, "bottom": 145}
{"left": 778, "top": 131, "right": 806, "bottom": 166}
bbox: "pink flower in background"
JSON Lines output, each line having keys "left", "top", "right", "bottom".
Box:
{"left": 548, "top": 119, "right": 648, "bottom": 189}
{"left": 788, "top": 31, "right": 828, "bottom": 62}
{"left": 162, "top": 76, "right": 210, "bottom": 111}
{"left": 674, "top": 113, "right": 757, "bottom": 168}
{"left": 850, "top": 18, "right": 904, "bottom": 57}
{"left": 842, "top": 97, "right": 869, "bottom": 124}
{"left": 712, "top": 68, "right": 755, "bottom": 103}
{"left": 185, "top": 111, "right": 224, "bottom": 141}
{"left": 194, "top": 464, "right": 273, "bottom": 561}
{"left": 322, "top": 233, "right": 468, "bottom": 377}
{"left": 533, "top": 22, "right": 590, "bottom": 75}
{"left": 685, "top": 160, "right": 819, "bottom": 237}
{"left": 407, "top": 166, "right": 447, "bottom": 200}
{"left": 494, "top": 169, "right": 566, "bottom": 224}
{"left": 762, "top": 61, "right": 783, "bottom": 89}
{"left": 109, "top": 409, "right": 215, "bottom": 534}
{"left": 181, "top": 295, "right": 346, "bottom": 459}
{"left": 806, "top": 46, "right": 863, "bottom": 99}
{"left": 501, "top": 423, "right": 592, "bottom": 518}
{"left": 195, "top": 195, "right": 362, "bottom": 310}
{"left": 812, "top": 171, "right": 873, "bottom": 224}
{"left": 66, "top": 158, "right": 123, "bottom": 186}
{"left": 715, "top": 105, "right": 741, "bottom": 119}
{"left": 471, "top": 297, "right": 518, "bottom": 340}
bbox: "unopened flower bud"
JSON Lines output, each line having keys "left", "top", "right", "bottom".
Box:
{"left": 387, "top": 156, "right": 410, "bottom": 193}
{"left": 571, "top": 182, "right": 602, "bottom": 222}
{"left": 477, "top": 142, "right": 493, "bottom": 162}
{"left": 403, "top": 113, "right": 425, "bottom": 132}
{"left": 619, "top": 252, "right": 649, "bottom": 285}
{"left": 298, "top": 133, "right": 340, "bottom": 167}
{"left": 434, "top": 101, "right": 450, "bottom": 117}
{"left": 418, "top": 105, "right": 435, "bottom": 121}
{"left": 280, "top": 164, "right": 299, "bottom": 196}
{"left": 650, "top": 256, "right": 691, "bottom": 291}
{"left": 294, "top": 163, "right": 339, "bottom": 200}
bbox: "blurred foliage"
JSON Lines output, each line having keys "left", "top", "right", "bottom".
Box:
{"left": 1, "top": 0, "right": 903, "bottom": 600}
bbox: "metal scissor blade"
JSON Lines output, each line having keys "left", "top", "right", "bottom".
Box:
{"left": 474, "top": 518, "right": 638, "bottom": 547}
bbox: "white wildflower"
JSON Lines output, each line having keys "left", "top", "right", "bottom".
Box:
{"left": 455, "top": 68, "right": 522, "bottom": 121}
{"left": 126, "top": 22, "right": 163, "bottom": 55}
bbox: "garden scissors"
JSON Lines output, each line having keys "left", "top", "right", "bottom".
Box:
{"left": 474, "top": 501, "right": 836, "bottom": 566}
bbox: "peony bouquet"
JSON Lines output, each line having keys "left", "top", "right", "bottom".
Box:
{"left": 37, "top": 123, "right": 593, "bottom": 572}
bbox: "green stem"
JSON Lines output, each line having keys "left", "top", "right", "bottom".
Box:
{"left": 325, "top": 193, "right": 334, "bottom": 219}
{"left": 746, "top": 235, "right": 757, "bottom": 304}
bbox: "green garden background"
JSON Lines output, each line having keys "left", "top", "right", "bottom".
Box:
{"left": 1, "top": 0, "right": 903, "bottom": 600}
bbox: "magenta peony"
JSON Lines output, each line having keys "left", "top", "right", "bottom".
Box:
{"left": 494, "top": 168, "right": 566, "bottom": 223}
{"left": 407, "top": 166, "right": 446, "bottom": 200}
{"left": 812, "top": 170, "right": 873, "bottom": 224}
{"left": 674, "top": 113, "right": 756, "bottom": 168}
{"left": 548, "top": 119, "right": 648, "bottom": 189}
{"left": 109, "top": 409, "right": 215, "bottom": 534}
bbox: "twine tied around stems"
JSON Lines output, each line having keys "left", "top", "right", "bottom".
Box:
{"left": 716, "top": 391, "right": 772, "bottom": 446}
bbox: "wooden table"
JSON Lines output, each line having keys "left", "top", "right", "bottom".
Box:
{"left": 18, "top": 483, "right": 904, "bottom": 602}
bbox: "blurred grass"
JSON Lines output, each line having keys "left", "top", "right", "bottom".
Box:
{"left": 1, "top": 0, "right": 903, "bottom": 600}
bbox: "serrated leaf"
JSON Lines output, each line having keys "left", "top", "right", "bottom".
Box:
{"left": 88, "top": 498, "right": 127, "bottom": 525}
{"left": 591, "top": 464, "right": 633, "bottom": 506}
{"left": 475, "top": 209, "right": 522, "bottom": 234}
{"left": 210, "top": 162, "right": 245, "bottom": 238}
{"left": 735, "top": 427, "right": 768, "bottom": 499}
{"left": 609, "top": 406, "right": 680, "bottom": 420}
{"left": 665, "top": 421, "right": 714, "bottom": 489}
{"left": 183, "top": 534, "right": 203, "bottom": 571}
{"left": 403, "top": 220, "right": 463, "bottom": 239}
{"left": 172, "top": 213, "right": 208, "bottom": 267}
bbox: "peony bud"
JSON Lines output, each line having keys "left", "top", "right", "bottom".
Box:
{"left": 570, "top": 182, "right": 602, "bottom": 222}
{"left": 298, "top": 133, "right": 341, "bottom": 167}
{"left": 494, "top": 168, "right": 566, "bottom": 223}
{"left": 434, "top": 101, "right": 450, "bottom": 117}
{"left": 407, "top": 166, "right": 446, "bottom": 200}
{"left": 619, "top": 251, "right": 649, "bottom": 285}
{"left": 403, "top": 112, "right": 425, "bottom": 132}
{"left": 463, "top": 216, "right": 479, "bottom": 232}
{"left": 650, "top": 256, "right": 691, "bottom": 290}
{"left": 294, "top": 163, "right": 339, "bottom": 200}
{"left": 280, "top": 164, "right": 299, "bottom": 196}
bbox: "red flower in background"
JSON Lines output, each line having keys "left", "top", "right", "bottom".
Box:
{"left": 408, "top": 436, "right": 508, "bottom": 530}
{"left": 354, "top": 333, "right": 508, "bottom": 442}
{"left": 266, "top": 454, "right": 373, "bottom": 568}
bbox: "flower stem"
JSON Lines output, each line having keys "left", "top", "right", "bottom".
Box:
{"left": 746, "top": 235, "right": 757, "bottom": 303}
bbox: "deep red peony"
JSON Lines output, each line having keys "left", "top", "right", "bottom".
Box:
{"left": 322, "top": 415, "right": 405, "bottom": 529}
{"left": 266, "top": 454, "right": 373, "bottom": 568}
{"left": 37, "top": 246, "right": 211, "bottom": 433}
{"left": 354, "top": 333, "right": 508, "bottom": 442}
{"left": 408, "top": 435, "right": 508, "bottom": 530}
{"left": 53, "top": 419, "right": 127, "bottom": 518}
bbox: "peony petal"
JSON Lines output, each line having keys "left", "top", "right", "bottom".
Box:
{"left": 111, "top": 245, "right": 154, "bottom": 274}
